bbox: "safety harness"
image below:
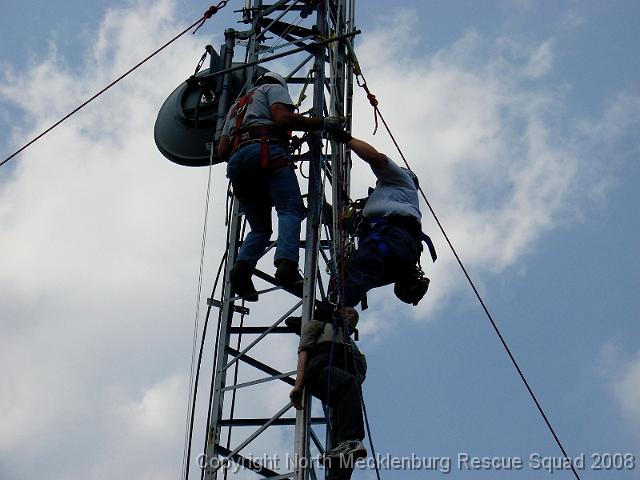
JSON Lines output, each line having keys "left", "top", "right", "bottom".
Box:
{"left": 362, "top": 216, "right": 437, "bottom": 263}
{"left": 229, "top": 88, "right": 291, "bottom": 170}
{"left": 342, "top": 189, "right": 437, "bottom": 261}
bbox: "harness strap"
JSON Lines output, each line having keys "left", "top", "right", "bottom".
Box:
{"left": 364, "top": 216, "right": 437, "bottom": 263}
{"left": 231, "top": 127, "right": 292, "bottom": 171}
{"left": 230, "top": 89, "right": 257, "bottom": 153}
{"left": 421, "top": 231, "right": 437, "bottom": 262}
{"left": 232, "top": 132, "right": 288, "bottom": 151}
{"left": 258, "top": 126, "right": 270, "bottom": 170}
{"left": 228, "top": 91, "right": 290, "bottom": 170}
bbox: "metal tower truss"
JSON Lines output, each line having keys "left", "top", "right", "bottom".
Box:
{"left": 197, "top": 1, "right": 358, "bottom": 479}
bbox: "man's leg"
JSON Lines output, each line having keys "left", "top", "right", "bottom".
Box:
{"left": 325, "top": 419, "right": 354, "bottom": 480}
{"left": 269, "top": 164, "right": 305, "bottom": 266}
{"left": 226, "top": 147, "right": 273, "bottom": 299}
{"left": 342, "top": 225, "right": 420, "bottom": 307}
{"left": 328, "top": 371, "right": 365, "bottom": 444}
{"left": 236, "top": 196, "right": 273, "bottom": 267}
{"left": 381, "top": 225, "right": 420, "bottom": 278}
{"left": 307, "top": 355, "right": 365, "bottom": 480}
{"left": 227, "top": 145, "right": 273, "bottom": 267}
{"left": 227, "top": 196, "right": 272, "bottom": 301}
{"left": 342, "top": 240, "right": 386, "bottom": 308}
{"left": 308, "top": 361, "right": 365, "bottom": 445}
{"left": 269, "top": 154, "right": 306, "bottom": 290}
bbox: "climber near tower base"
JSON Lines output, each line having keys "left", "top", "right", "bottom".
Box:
{"left": 217, "top": 71, "right": 344, "bottom": 300}
{"left": 290, "top": 306, "right": 367, "bottom": 479}
{"left": 329, "top": 130, "right": 436, "bottom": 308}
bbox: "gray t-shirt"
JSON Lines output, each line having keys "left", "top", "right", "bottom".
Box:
{"left": 221, "top": 84, "right": 294, "bottom": 138}
{"left": 362, "top": 157, "right": 421, "bottom": 221}
{"left": 298, "top": 319, "right": 367, "bottom": 381}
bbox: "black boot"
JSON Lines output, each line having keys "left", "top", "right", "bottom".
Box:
{"left": 229, "top": 260, "right": 259, "bottom": 302}
{"left": 274, "top": 259, "right": 303, "bottom": 295}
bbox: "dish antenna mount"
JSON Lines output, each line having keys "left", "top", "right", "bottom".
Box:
{"left": 154, "top": 45, "right": 266, "bottom": 167}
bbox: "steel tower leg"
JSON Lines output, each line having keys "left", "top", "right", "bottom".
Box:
{"left": 294, "top": 5, "right": 328, "bottom": 479}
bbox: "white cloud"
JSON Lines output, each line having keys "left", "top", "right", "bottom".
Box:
{"left": 1, "top": 2, "right": 639, "bottom": 479}
{"left": 560, "top": 10, "right": 586, "bottom": 30}
{"left": 615, "top": 359, "right": 640, "bottom": 423}
{"left": 523, "top": 39, "right": 554, "bottom": 78}
{"left": 0, "top": 1, "right": 226, "bottom": 478}
{"left": 598, "top": 342, "right": 640, "bottom": 428}
{"left": 349, "top": 13, "right": 639, "bottom": 330}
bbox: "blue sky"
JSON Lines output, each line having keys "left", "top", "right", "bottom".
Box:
{"left": 1, "top": 1, "right": 639, "bottom": 479}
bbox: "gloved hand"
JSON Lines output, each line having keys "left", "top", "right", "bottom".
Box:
{"left": 328, "top": 128, "right": 352, "bottom": 143}
{"left": 322, "top": 116, "right": 345, "bottom": 133}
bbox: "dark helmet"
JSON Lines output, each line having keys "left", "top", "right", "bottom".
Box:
{"left": 394, "top": 275, "right": 430, "bottom": 306}
{"left": 255, "top": 71, "right": 288, "bottom": 88}
{"left": 401, "top": 167, "right": 419, "bottom": 189}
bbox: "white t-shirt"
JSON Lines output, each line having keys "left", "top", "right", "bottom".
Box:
{"left": 221, "top": 84, "right": 294, "bottom": 138}
{"left": 362, "top": 157, "right": 421, "bottom": 221}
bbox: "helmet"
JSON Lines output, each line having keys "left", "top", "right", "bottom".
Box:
{"left": 401, "top": 167, "right": 419, "bottom": 189}
{"left": 394, "top": 275, "right": 430, "bottom": 306}
{"left": 255, "top": 71, "right": 288, "bottom": 88}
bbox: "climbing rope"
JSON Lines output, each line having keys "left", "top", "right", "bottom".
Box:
{"left": 0, "top": 2, "right": 232, "bottom": 169}
{"left": 355, "top": 76, "right": 379, "bottom": 135}
{"left": 340, "top": 311, "right": 382, "bottom": 480}
{"left": 323, "top": 115, "right": 384, "bottom": 479}
{"left": 333, "top": 239, "right": 383, "bottom": 480}
{"left": 351, "top": 63, "right": 583, "bottom": 480}
{"left": 193, "top": 1, "right": 229, "bottom": 34}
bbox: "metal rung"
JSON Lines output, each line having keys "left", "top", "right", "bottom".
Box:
{"left": 228, "top": 326, "right": 296, "bottom": 334}
{"left": 207, "top": 298, "right": 250, "bottom": 315}
{"left": 219, "top": 417, "right": 326, "bottom": 427}
{"left": 221, "top": 370, "right": 296, "bottom": 392}
{"left": 226, "top": 347, "right": 297, "bottom": 386}
{"left": 299, "top": 240, "right": 332, "bottom": 249}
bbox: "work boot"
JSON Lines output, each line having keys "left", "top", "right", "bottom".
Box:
{"left": 229, "top": 260, "right": 258, "bottom": 302}
{"left": 274, "top": 259, "right": 303, "bottom": 294}
{"left": 321, "top": 440, "right": 367, "bottom": 468}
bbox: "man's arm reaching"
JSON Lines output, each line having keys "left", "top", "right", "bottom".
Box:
{"left": 290, "top": 350, "right": 310, "bottom": 410}
{"left": 347, "top": 137, "right": 388, "bottom": 169}
{"left": 271, "top": 103, "right": 322, "bottom": 131}
{"left": 270, "top": 103, "right": 345, "bottom": 132}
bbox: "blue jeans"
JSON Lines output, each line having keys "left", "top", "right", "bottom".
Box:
{"left": 226, "top": 143, "right": 306, "bottom": 267}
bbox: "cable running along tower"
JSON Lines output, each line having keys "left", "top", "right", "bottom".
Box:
{"left": 156, "top": 1, "right": 359, "bottom": 478}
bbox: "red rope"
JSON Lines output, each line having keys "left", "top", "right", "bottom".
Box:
{"left": 193, "top": 1, "right": 229, "bottom": 34}
{"left": 356, "top": 75, "right": 379, "bottom": 134}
